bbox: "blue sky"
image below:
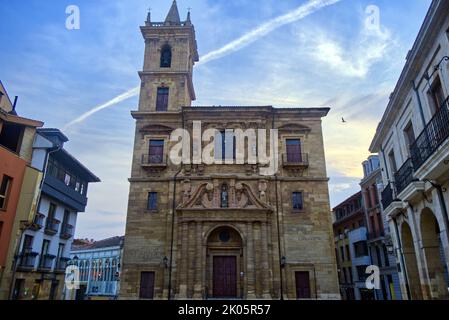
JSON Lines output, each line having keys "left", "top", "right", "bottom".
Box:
{"left": 0, "top": 0, "right": 432, "bottom": 239}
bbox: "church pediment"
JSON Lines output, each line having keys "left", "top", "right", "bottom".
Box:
{"left": 140, "top": 124, "right": 174, "bottom": 134}
{"left": 180, "top": 181, "right": 271, "bottom": 210}
{"left": 278, "top": 123, "right": 311, "bottom": 133}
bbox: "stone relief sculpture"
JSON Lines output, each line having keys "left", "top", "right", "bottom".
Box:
{"left": 181, "top": 180, "right": 269, "bottom": 210}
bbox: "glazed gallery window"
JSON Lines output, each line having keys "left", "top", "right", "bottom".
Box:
{"left": 292, "top": 192, "right": 304, "bottom": 211}
{"left": 160, "top": 45, "right": 172, "bottom": 68}
{"left": 147, "top": 192, "right": 158, "bottom": 211}
{"left": 156, "top": 87, "right": 169, "bottom": 111}
{"left": 149, "top": 140, "right": 164, "bottom": 164}
{"left": 286, "top": 139, "right": 302, "bottom": 162}
{"left": 0, "top": 175, "right": 12, "bottom": 210}
{"left": 47, "top": 158, "right": 86, "bottom": 195}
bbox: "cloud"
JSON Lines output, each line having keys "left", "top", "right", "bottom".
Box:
{"left": 296, "top": 20, "right": 394, "bottom": 78}
{"left": 63, "top": 0, "right": 343, "bottom": 129}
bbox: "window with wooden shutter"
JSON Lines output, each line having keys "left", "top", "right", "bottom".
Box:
{"left": 156, "top": 87, "right": 169, "bottom": 111}
{"left": 286, "top": 139, "right": 302, "bottom": 163}
{"left": 149, "top": 140, "right": 164, "bottom": 164}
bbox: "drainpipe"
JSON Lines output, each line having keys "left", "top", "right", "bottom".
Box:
{"left": 167, "top": 108, "right": 185, "bottom": 300}
{"left": 8, "top": 143, "right": 61, "bottom": 300}
{"left": 392, "top": 216, "right": 411, "bottom": 300}
{"left": 272, "top": 109, "right": 284, "bottom": 300}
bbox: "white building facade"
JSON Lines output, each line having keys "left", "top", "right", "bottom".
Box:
{"left": 67, "top": 236, "right": 123, "bottom": 300}
{"left": 370, "top": 0, "right": 449, "bottom": 300}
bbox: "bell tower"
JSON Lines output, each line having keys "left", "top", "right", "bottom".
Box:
{"left": 138, "top": 1, "right": 199, "bottom": 112}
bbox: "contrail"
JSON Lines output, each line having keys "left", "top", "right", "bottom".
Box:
{"left": 63, "top": 87, "right": 140, "bottom": 130}
{"left": 64, "top": 0, "right": 342, "bottom": 129}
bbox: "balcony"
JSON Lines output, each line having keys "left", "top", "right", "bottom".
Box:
{"left": 28, "top": 213, "right": 45, "bottom": 231}
{"left": 282, "top": 153, "right": 309, "bottom": 168}
{"left": 42, "top": 174, "right": 88, "bottom": 213}
{"left": 411, "top": 96, "right": 449, "bottom": 173}
{"left": 56, "top": 257, "right": 70, "bottom": 272}
{"left": 60, "top": 223, "right": 74, "bottom": 240}
{"left": 39, "top": 254, "right": 56, "bottom": 270}
{"left": 381, "top": 183, "right": 395, "bottom": 210}
{"left": 45, "top": 218, "right": 61, "bottom": 235}
{"left": 141, "top": 154, "right": 168, "bottom": 168}
{"left": 18, "top": 249, "right": 38, "bottom": 270}
{"left": 394, "top": 158, "right": 415, "bottom": 195}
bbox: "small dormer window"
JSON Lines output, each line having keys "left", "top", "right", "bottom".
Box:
{"left": 160, "top": 45, "right": 172, "bottom": 68}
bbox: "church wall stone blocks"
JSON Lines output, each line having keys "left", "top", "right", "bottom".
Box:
{"left": 119, "top": 1, "right": 340, "bottom": 300}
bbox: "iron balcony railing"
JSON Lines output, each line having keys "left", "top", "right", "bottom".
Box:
{"left": 60, "top": 224, "right": 74, "bottom": 239}
{"left": 56, "top": 257, "right": 70, "bottom": 271}
{"left": 410, "top": 95, "right": 449, "bottom": 170}
{"left": 39, "top": 254, "right": 56, "bottom": 270}
{"left": 141, "top": 154, "right": 168, "bottom": 166}
{"left": 18, "top": 248, "right": 38, "bottom": 269}
{"left": 29, "top": 213, "right": 45, "bottom": 231}
{"left": 282, "top": 153, "right": 309, "bottom": 166}
{"left": 381, "top": 183, "right": 395, "bottom": 210}
{"left": 394, "top": 158, "right": 415, "bottom": 195}
{"left": 45, "top": 218, "right": 60, "bottom": 235}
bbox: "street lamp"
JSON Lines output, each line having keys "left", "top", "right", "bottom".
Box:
{"left": 163, "top": 256, "right": 169, "bottom": 269}
{"left": 280, "top": 256, "right": 286, "bottom": 269}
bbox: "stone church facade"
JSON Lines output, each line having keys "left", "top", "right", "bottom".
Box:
{"left": 119, "top": 1, "right": 339, "bottom": 300}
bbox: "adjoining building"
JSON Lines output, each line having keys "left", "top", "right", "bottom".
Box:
{"left": 333, "top": 192, "right": 373, "bottom": 300}
{"left": 0, "top": 82, "right": 44, "bottom": 299}
{"left": 360, "top": 155, "right": 402, "bottom": 300}
{"left": 0, "top": 118, "right": 100, "bottom": 299}
{"left": 120, "top": 1, "right": 340, "bottom": 300}
{"left": 66, "top": 236, "right": 124, "bottom": 300}
{"left": 370, "top": 0, "right": 449, "bottom": 300}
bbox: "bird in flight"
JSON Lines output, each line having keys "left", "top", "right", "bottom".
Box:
{"left": 342, "top": 117, "right": 347, "bottom": 123}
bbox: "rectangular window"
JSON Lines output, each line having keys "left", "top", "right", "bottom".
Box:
{"left": 147, "top": 192, "right": 158, "bottom": 211}
{"left": 156, "top": 87, "right": 169, "bottom": 111}
{"left": 345, "top": 245, "right": 351, "bottom": 261}
{"left": 214, "top": 131, "right": 235, "bottom": 161}
{"left": 39, "top": 239, "right": 50, "bottom": 268}
{"left": 149, "top": 140, "right": 164, "bottom": 164}
{"left": 388, "top": 150, "right": 397, "bottom": 175}
{"left": 428, "top": 77, "right": 446, "bottom": 115}
{"left": 404, "top": 122, "right": 415, "bottom": 155}
{"left": 23, "top": 235, "right": 34, "bottom": 252}
{"left": 0, "top": 175, "right": 12, "bottom": 210}
{"left": 340, "top": 247, "right": 345, "bottom": 262}
{"left": 286, "top": 139, "right": 302, "bottom": 162}
{"left": 354, "top": 241, "right": 369, "bottom": 257}
{"left": 292, "top": 192, "right": 304, "bottom": 211}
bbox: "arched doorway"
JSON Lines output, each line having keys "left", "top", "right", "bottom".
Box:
{"left": 420, "top": 208, "right": 449, "bottom": 299}
{"left": 206, "top": 226, "right": 243, "bottom": 298}
{"left": 401, "top": 222, "right": 423, "bottom": 299}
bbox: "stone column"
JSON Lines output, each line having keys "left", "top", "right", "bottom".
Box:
{"left": 178, "top": 222, "right": 188, "bottom": 298}
{"left": 261, "top": 222, "right": 272, "bottom": 298}
{"left": 246, "top": 222, "right": 256, "bottom": 299}
{"left": 193, "top": 222, "right": 203, "bottom": 299}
